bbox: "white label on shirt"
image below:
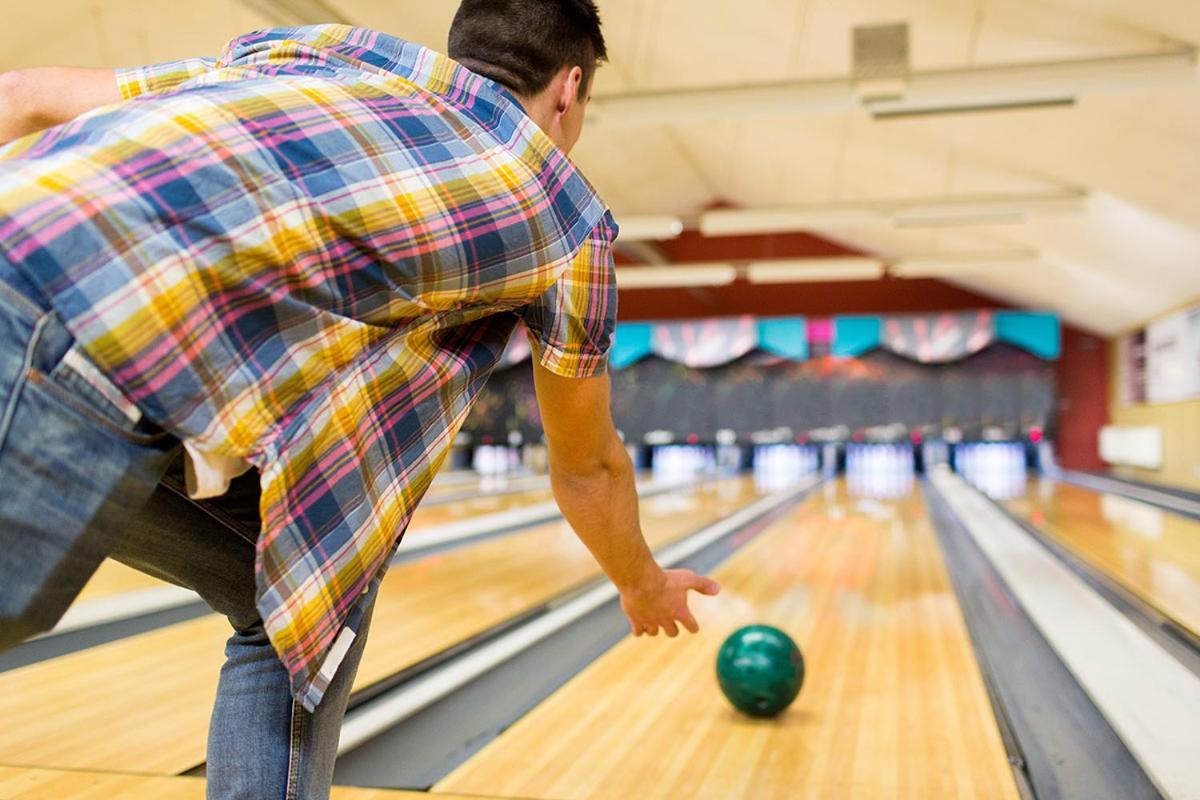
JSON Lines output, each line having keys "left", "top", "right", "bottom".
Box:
{"left": 62, "top": 346, "right": 143, "bottom": 424}
{"left": 318, "top": 626, "right": 357, "bottom": 683}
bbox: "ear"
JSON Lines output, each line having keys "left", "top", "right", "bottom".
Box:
{"left": 556, "top": 65, "right": 585, "bottom": 115}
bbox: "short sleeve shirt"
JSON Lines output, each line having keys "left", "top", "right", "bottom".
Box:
{"left": 0, "top": 25, "right": 617, "bottom": 709}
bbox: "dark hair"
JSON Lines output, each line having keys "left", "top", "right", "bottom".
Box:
{"left": 448, "top": 0, "right": 607, "bottom": 100}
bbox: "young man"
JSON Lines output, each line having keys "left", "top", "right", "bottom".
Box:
{"left": 0, "top": 2, "right": 719, "bottom": 797}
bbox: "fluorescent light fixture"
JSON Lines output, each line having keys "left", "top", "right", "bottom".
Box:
{"left": 701, "top": 207, "right": 883, "bottom": 236}
{"left": 891, "top": 252, "right": 1038, "bottom": 278}
{"left": 615, "top": 215, "right": 685, "bottom": 241}
{"left": 589, "top": 49, "right": 1196, "bottom": 126}
{"left": 700, "top": 191, "right": 1085, "bottom": 236}
{"left": 747, "top": 258, "right": 884, "bottom": 283}
{"left": 616, "top": 264, "right": 737, "bottom": 289}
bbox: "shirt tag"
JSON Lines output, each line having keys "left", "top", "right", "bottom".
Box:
{"left": 62, "top": 346, "right": 143, "bottom": 425}
{"left": 318, "top": 626, "right": 357, "bottom": 683}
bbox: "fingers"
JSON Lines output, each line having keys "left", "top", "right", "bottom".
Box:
{"left": 662, "top": 620, "right": 679, "bottom": 638}
{"left": 690, "top": 574, "right": 721, "bottom": 596}
{"left": 678, "top": 607, "right": 700, "bottom": 634}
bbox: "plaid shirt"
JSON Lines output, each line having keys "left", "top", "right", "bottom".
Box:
{"left": 0, "top": 25, "right": 616, "bottom": 710}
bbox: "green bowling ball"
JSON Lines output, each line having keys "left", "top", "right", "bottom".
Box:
{"left": 716, "top": 624, "right": 804, "bottom": 718}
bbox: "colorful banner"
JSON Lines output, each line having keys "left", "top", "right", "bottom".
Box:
{"left": 500, "top": 310, "right": 1059, "bottom": 372}
{"left": 834, "top": 311, "right": 1059, "bottom": 363}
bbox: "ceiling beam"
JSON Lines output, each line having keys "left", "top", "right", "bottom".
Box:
{"left": 589, "top": 49, "right": 1197, "bottom": 127}
{"left": 699, "top": 191, "right": 1086, "bottom": 236}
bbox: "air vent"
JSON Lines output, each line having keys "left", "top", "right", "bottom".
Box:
{"left": 852, "top": 22, "right": 910, "bottom": 101}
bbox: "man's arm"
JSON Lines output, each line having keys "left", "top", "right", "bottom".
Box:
{"left": 0, "top": 67, "right": 121, "bottom": 146}
{"left": 531, "top": 360, "right": 719, "bottom": 637}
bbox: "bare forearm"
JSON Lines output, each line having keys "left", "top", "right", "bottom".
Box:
{"left": 550, "top": 441, "right": 659, "bottom": 590}
{"left": 0, "top": 68, "right": 120, "bottom": 146}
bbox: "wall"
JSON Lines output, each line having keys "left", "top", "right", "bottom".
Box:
{"left": 1107, "top": 305, "right": 1200, "bottom": 491}
{"left": 1054, "top": 328, "right": 1108, "bottom": 471}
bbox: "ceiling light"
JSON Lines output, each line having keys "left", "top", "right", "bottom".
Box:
{"left": 616, "top": 264, "right": 737, "bottom": 289}
{"left": 615, "top": 215, "right": 686, "bottom": 241}
{"left": 747, "top": 258, "right": 884, "bottom": 283}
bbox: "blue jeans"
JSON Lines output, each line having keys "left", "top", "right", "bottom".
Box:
{"left": 0, "top": 261, "right": 373, "bottom": 799}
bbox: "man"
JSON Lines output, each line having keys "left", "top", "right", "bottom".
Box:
{"left": 0, "top": 2, "right": 719, "bottom": 798}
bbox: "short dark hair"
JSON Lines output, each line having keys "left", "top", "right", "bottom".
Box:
{"left": 448, "top": 0, "right": 607, "bottom": 100}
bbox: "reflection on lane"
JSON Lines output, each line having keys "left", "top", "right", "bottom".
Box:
{"left": 1007, "top": 480, "right": 1200, "bottom": 639}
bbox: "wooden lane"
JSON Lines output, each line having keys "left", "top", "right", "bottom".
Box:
{"left": 0, "top": 478, "right": 764, "bottom": 775}
{"left": 0, "top": 766, "right": 494, "bottom": 799}
{"left": 1004, "top": 479, "right": 1200, "bottom": 638}
{"left": 438, "top": 480, "right": 1019, "bottom": 800}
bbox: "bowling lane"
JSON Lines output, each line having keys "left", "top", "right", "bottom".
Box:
{"left": 438, "top": 480, "right": 1018, "bottom": 800}
{"left": 0, "top": 478, "right": 766, "bottom": 775}
{"left": 1003, "top": 479, "right": 1200, "bottom": 638}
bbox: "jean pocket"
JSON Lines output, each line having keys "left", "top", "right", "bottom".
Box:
{"left": 28, "top": 345, "right": 169, "bottom": 446}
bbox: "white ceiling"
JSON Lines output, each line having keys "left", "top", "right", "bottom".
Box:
{"left": 2, "top": 0, "right": 1198, "bottom": 334}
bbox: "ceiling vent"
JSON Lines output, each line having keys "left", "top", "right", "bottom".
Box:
{"left": 852, "top": 22, "right": 910, "bottom": 102}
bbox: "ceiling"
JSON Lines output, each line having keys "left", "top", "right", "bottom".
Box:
{"left": 2, "top": 0, "right": 1198, "bottom": 334}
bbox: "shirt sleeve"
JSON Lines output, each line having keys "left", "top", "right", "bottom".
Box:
{"left": 520, "top": 211, "right": 619, "bottom": 379}
{"left": 115, "top": 57, "right": 218, "bottom": 100}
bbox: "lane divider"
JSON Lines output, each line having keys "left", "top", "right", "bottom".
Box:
{"left": 32, "top": 585, "right": 198, "bottom": 640}
{"left": 337, "top": 476, "right": 818, "bottom": 754}
{"left": 1058, "top": 470, "right": 1200, "bottom": 520}
{"left": 392, "top": 476, "right": 695, "bottom": 561}
{"left": 933, "top": 468, "right": 1200, "bottom": 800}
{"left": 422, "top": 474, "right": 550, "bottom": 507}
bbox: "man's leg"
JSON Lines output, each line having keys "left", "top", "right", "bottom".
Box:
{"left": 0, "top": 260, "right": 177, "bottom": 647}
{"left": 112, "top": 464, "right": 376, "bottom": 800}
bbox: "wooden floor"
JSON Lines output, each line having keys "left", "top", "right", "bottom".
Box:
{"left": 0, "top": 478, "right": 763, "bottom": 775}
{"left": 0, "top": 766, "right": 493, "bottom": 800}
{"left": 1004, "top": 479, "right": 1200, "bottom": 637}
{"left": 438, "top": 480, "right": 1019, "bottom": 800}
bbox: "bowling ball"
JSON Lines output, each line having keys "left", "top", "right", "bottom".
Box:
{"left": 716, "top": 624, "right": 804, "bottom": 718}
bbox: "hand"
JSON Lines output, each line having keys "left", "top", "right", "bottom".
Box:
{"left": 619, "top": 567, "right": 720, "bottom": 638}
